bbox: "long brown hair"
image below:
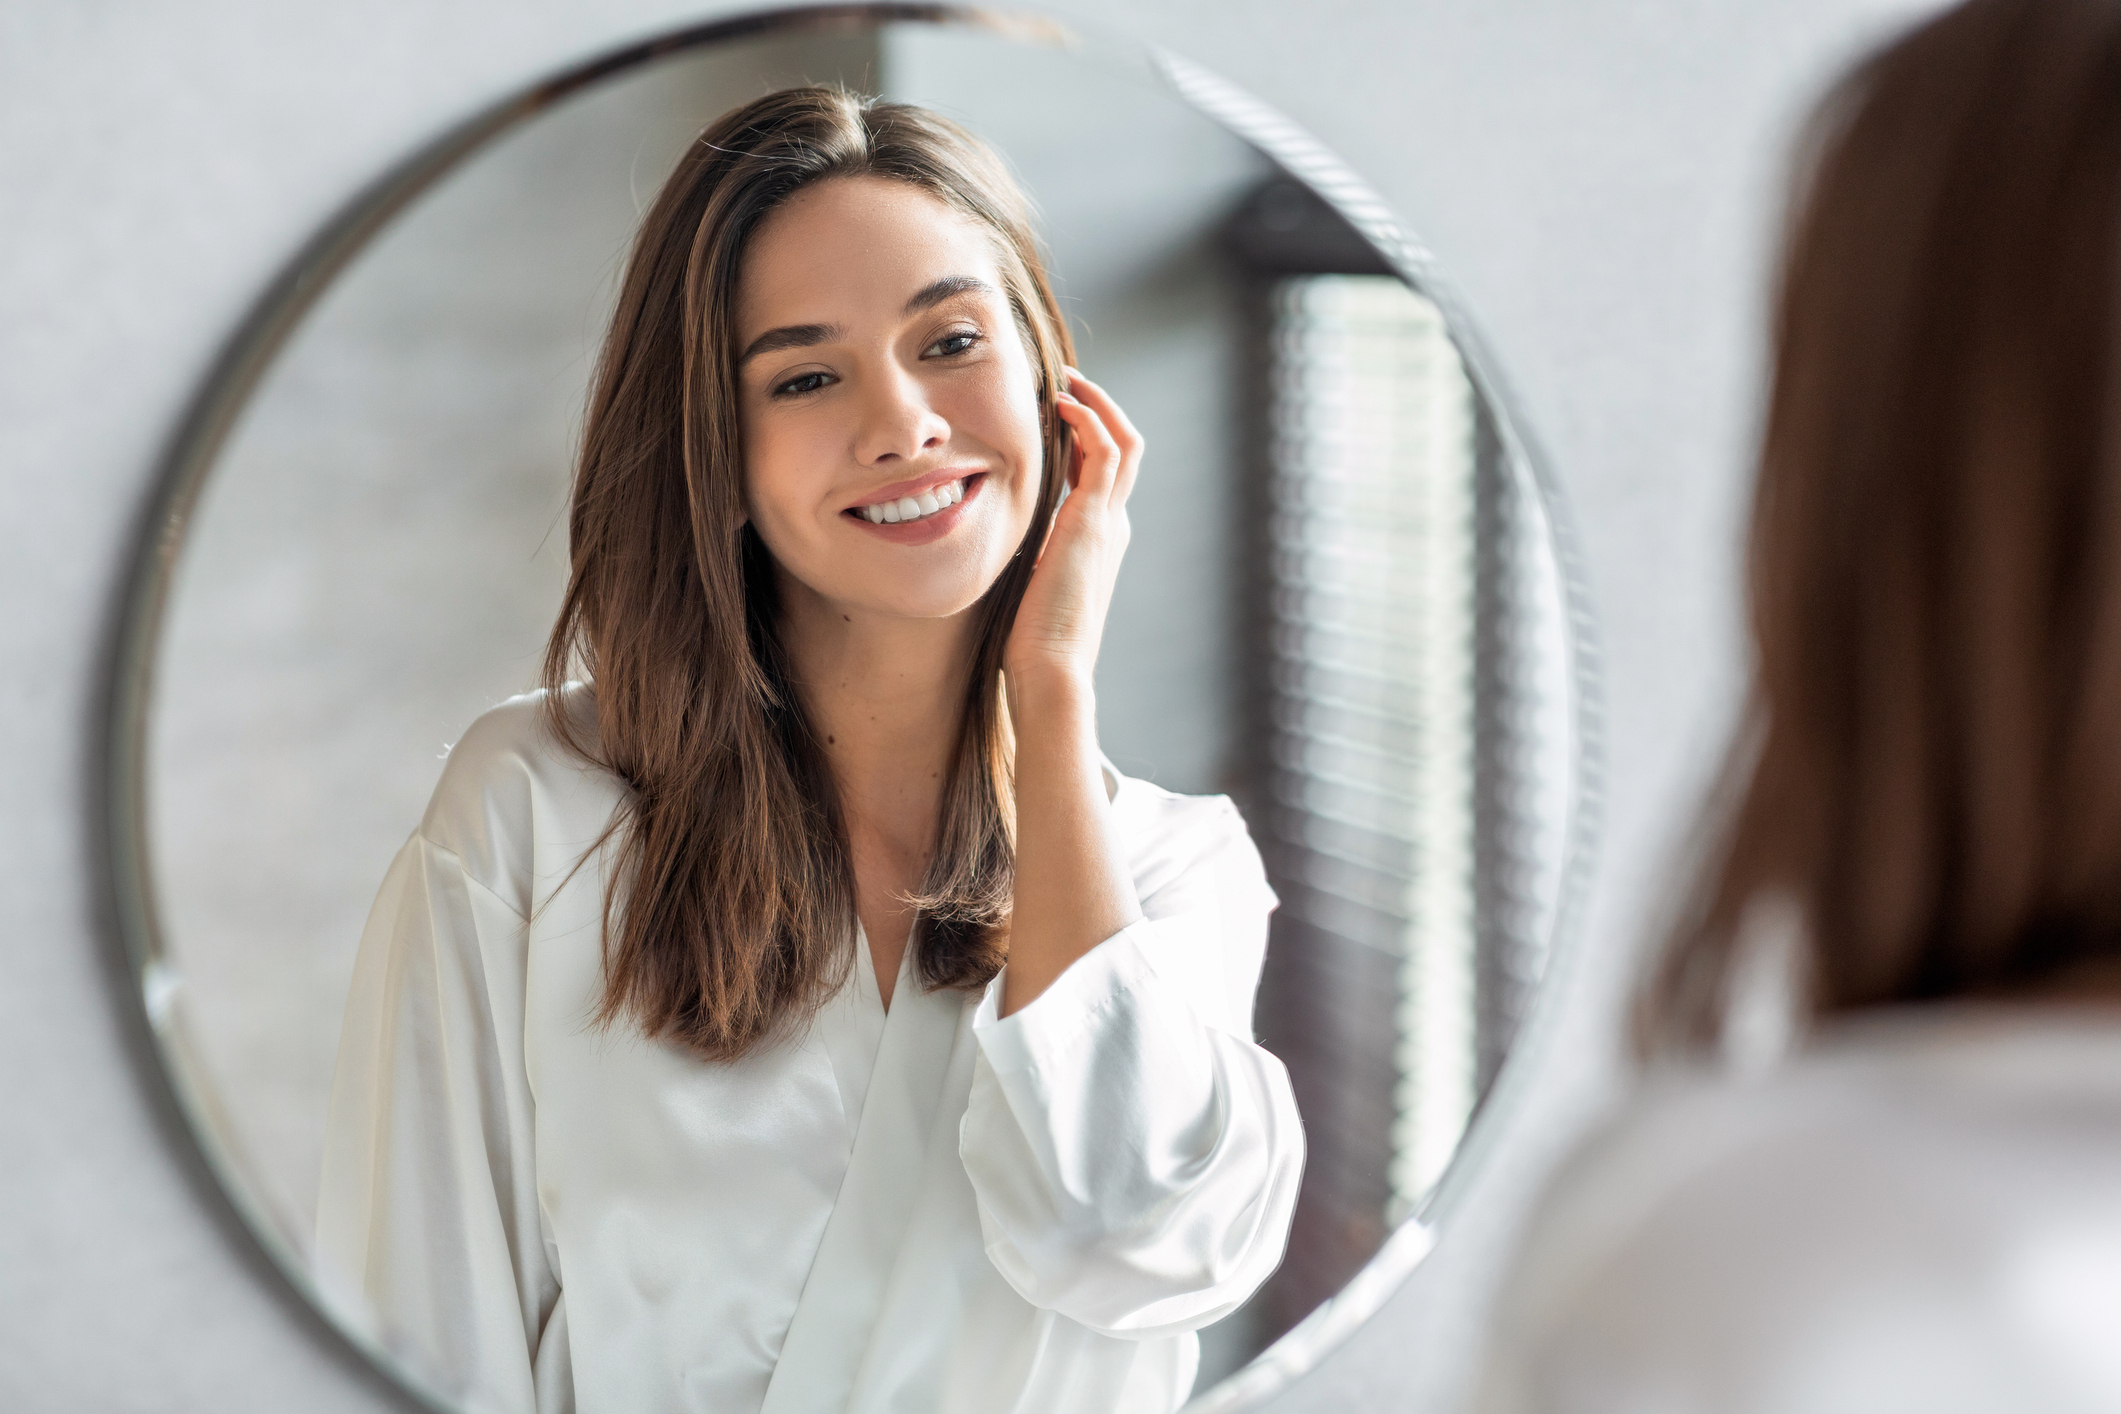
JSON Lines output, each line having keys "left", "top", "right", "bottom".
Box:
{"left": 1639, "top": 0, "right": 2121, "bottom": 1052}
{"left": 542, "top": 86, "right": 1074, "bottom": 1060}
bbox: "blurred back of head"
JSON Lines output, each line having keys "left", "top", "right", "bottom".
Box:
{"left": 1642, "top": 0, "right": 2121, "bottom": 1053}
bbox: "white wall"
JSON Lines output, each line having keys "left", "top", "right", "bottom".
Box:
{"left": 0, "top": 2, "right": 1943, "bottom": 1410}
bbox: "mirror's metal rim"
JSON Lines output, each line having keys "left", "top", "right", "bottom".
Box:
{"left": 97, "top": 7, "right": 1606, "bottom": 1412}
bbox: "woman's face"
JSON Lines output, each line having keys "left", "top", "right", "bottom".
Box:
{"left": 735, "top": 175, "right": 1045, "bottom": 625}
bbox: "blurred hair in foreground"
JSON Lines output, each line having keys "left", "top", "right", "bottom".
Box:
{"left": 1641, "top": 0, "right": 2121, "bottom": 1052}
{"left": 1478, "top": 11, "right": 2121, "bottom": 1412}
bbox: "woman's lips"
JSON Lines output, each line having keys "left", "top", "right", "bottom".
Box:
{"left": 843, "top": 472, "right": 986, "bottom": 545}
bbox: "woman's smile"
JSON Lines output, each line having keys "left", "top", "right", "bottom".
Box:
{"left": 844, "top": 470, "right": 987, "bottom": 543}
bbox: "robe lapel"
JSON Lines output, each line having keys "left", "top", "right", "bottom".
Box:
{"left": 838, "top": 1004, "right": 985, "bottom": 1412}
{"left": 811, "top": 926, "right": 888, "bottom": 1140}
{"left": 761, "top": 932, "right": 967, "bottom": 1414}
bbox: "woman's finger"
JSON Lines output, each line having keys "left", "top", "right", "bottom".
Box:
{"left": 1063, "top": 369, "right": 1142, "bottom": 449}
{"left": 1056, "top": 378, "right": 1128, "bottom": 503}
{"left": 1054, "top": 393, "right": 1121, "bottom": 503}
{"left": 1063, "top": 369, "right": 1144, "bottom": 505}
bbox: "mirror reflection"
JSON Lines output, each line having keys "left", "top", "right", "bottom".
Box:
{"left": 140, "top": 15, "right": 1578, "bottom": 1411}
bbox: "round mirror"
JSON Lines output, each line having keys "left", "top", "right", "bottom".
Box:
{"left": 108, "top": 7, "right": 1597, "bottom": 1411}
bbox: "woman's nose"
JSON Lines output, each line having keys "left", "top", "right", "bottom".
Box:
{"left": 856, "top": 368, "right": 948, "bottom": 465}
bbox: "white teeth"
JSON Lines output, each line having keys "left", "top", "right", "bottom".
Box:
{"left": 858, "top": 479, "right": 966, "bottom": 525}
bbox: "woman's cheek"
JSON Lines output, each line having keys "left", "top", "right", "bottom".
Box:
{"left": 974, "top": 366, "right": 1045, "bottom": 506}
{"left": 750, "top": 428, "right": 814, "bottom": 530}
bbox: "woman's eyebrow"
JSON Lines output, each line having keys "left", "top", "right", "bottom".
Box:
{"left": 904, "top": 275, "right": 997, "bottom": 314}
{"left": 739, "top": 278, "right": 996, "bottom": 367}
{"left": 739, "top": 322, "right": 840, "bottom": 366}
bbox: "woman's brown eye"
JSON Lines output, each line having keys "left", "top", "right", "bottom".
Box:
{"left": 929, "top": 332, "right": 980, "bottom": 358}
{"left": 776, "top": 372, "right": 830, "bottom": 397}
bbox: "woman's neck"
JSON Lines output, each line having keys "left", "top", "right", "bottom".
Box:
{"left": 776, "top": 575, "right": 976, "bottom": 1007}
{"left": 779, "top": 589, "right": 974, "bottom": 828}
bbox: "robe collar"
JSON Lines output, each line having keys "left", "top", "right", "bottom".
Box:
{"left": 761, "top": 926, "right": 979, "bottom": 1413}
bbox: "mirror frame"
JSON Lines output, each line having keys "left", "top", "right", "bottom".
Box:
{"left": 97, "top": 7, "right": 1605, "bottom": 1410}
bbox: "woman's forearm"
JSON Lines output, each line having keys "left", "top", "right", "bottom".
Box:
{"left": 1000, "top": 666, "right": 1143, "bottom": 1016}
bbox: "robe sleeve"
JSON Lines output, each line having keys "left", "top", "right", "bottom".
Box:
{"left": 959, "top": 796, "right": 1305, "bottom": 1338}
{"left": 315, "top": 831, "right": 562, "bottom": 1414}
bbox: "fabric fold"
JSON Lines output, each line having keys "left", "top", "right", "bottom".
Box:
{"left": 962, "top": 918, "right": 1306, "bottom": 1338}
{"left": 316, "top": 834, "right": 554, "bottom": 1414}
{"left": 759, "top": 939, "right": 966, "bottom": 1414}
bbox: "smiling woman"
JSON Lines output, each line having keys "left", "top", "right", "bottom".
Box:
{"left": 313, "top": 85, "right": 1305, "bottom": 1414}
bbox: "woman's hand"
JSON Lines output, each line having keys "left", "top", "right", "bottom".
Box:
{"left": 1003, "top": 369, "right": 1143, "bottom": 693}
{"left": 998, "top": 369, "right": 1145, "bottom": 1015}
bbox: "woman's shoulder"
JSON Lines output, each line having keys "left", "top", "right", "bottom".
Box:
{"left": 1479, "top": 1006, "right": 2121, "bottom": 1412}
{"left": 1525, "top": 1006, "right": 2121, "bottom": 1257}
{"left": 1583, "top": 1005, "right": 2121, "bottom": 1193}
{"left": 416, "top": 683, "right": 628, "bottom": 911}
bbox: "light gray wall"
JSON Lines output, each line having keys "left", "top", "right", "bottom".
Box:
{"left": 0, "top": 2, "right": 1943, "bottom": 1411}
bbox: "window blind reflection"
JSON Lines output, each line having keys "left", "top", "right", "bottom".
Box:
{"left": 1264, "top": 273, "right": 1479, "bottom": 1214}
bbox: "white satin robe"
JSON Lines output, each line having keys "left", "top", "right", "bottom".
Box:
{"left": 1474, "top": 1008, "right": 2121, "bottom": 1414}
{"left": 315, "top": 689, "right": 1304, "bottom": 1414}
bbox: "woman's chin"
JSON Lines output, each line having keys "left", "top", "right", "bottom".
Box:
{"left": 823, "top": 572, "right": 999, "bottom": 624}
{"left": 774, "top": 551, "right": 1002, "bottom": 627}
{"left": 872, "top": 587, "right": 998, "bottom": 624}
{"left": 827, "top": 557, "right": 1013, "bottom": 625}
